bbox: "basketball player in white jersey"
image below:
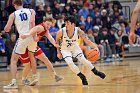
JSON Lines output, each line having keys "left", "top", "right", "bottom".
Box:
{"left": 56, "top": 16, "right": 106, "bottom": 85}
{"left": 129, "top": 0, "right": 140, "bottom": 44}
{"left": 3, "top": 0, "right": 37, "bottom": 89}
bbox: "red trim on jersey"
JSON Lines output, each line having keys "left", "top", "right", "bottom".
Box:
{"left": 19, "top": 46, "right": 43, "bottom": 64}
{"left": 37, "top": 23, "right": 48, "bottom": 40}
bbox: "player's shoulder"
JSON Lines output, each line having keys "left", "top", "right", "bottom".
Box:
{"left": 61, "top": 27, "right": 66, "bottom": 30}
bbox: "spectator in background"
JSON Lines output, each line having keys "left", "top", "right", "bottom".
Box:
{"left": 136, "top": 22, "right": 140, "bottom": 36}
{"left": 109, "top": 9, "right": 115, "bottom": 24}
{"left": 5, "top": 33, "right": 16, "bottom": 69}
{"left": 100, "top": 28, "right": 112, "bottom": 61}
{"left": 59, "top": 0, "right": 67, "bottom": 4}
{"left": 46, "top": 6, "right": 53, "bottom": 18}
{"left": 79, "top": 15, "right": 86, "bottom": 27}
{"left": 22, "top": 0, "right": 32, "bottom": 8}
{"left": 78, "top": 5, "right": 89, "bottom": 19}
{"left": 101, "top": 9, "right": 111, "bottom": 29}
{"left": 112, "top": 2, "right": 123, "bottom": 16}
{"left": 1, "top": 30, "right": 10, "bottom": 39}
{"left": 85, "top": 15, "right": 93, "bottom": 31}
{"left": 48, "top": 20, "right": 59, "bottom": 63}
{"left": 135, "top": 35, "right": 140, "bottom": 44}
{"left": 62, "top": 3, "right": 73, "bottom": 17}
{"left": 36, "top": 3, "right": 45, "bottom": 24}
{"left": 116, "top": 30, "right": 126, "bottom": 60}
{"left": 96, "top": 0, "right": 102, "bottom": 9}
{"left": 91, "top": 0, "right": 96, "bottom": 7}
{"left": 93, "top": 11, "right": 102, "bottom": 28}
{"left": 56, "top": 14, "right": 65, "bottom": 29}
{"left": 52, "top": 2, "right": 61, "bottom": 19}
{"left": 5, "top": 0, "right": 15, "bottom": 14}
{"left": 108, "top": 28, "right": 117, "bottom": 58}
{"left": 86, "top": 29, "right": 95, "bottom": 50}
{"left": 69, "top": 0, "right": 78, "bottom": 12}
{"left": 0, "top": 32, "right": 6, "bottom": 56}
{"left": 36, "top": 0, "right": 45, "bottom": 7}
{"left": 113, "top": 11, "right": 120, "bottom": 22}
{"left": 88, "top": 4, "right": 95, "bottom": 18}
{"left": 93, "top": 26, "right": 105, "bottom": 61}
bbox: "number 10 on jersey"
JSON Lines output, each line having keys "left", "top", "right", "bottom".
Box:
{"left": 19, "top": 13, "right": 28, "bottom": 21}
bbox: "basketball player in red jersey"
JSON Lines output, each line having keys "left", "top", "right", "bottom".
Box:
{"left": 129, "top": 0, "right": 140, "bottom": 44}
{"left": 20, "top": 17, "right": 63, "bottom": 86}
{"left": 20, "top": 46, "right": 63, "bottom": 86}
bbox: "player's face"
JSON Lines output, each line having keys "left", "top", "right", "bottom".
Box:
{"left": 44, "top": 21, "right": 52, "bottom": 30}
{"left": 65, "top": 21, "right": 73, "bottom": 30}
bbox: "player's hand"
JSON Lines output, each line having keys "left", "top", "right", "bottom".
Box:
{"left": 129, "top": 32, "right": 136, "bottom": 44}
{"left": 93, "top": 47, "right": 99, "bottom": 52}
{"left": 57, "top": 53, "right": 62, "bottom": 59}
{"left": 54, "top": 44, "right": 60, "bottom": 48}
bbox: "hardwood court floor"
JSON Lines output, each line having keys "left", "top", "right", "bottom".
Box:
{"left": 0, "top": 59, "right": 140, "bottom": 93}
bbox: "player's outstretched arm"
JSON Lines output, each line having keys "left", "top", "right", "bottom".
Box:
{"left": 78, "top": 28, "right": 98, "bottom": 49}
{"left": 56, "top": 30, "right": 63, "bottom": 59}
{"left": 4, "top": 13, "right": 14, "bottom": 32}
{"left": 20, "top": 25, "right": 42, "bottom": 39}
{"left": 45, "top": 32, "right": 59, "bottom": 47}
{"left": 129, "top": 1, "right": 140, "bottom": 44}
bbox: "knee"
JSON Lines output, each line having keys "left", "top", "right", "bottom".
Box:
{"left": 65, "top": 58, "right": 75, "bottom": 67}
{"left": 24, "top": 63, "right": 31, "bottom": 70}
{"left": 10, "top": 57, "right": 19, "bottom": 64}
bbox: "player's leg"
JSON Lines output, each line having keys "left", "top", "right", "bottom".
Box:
{"left": 27, "top": 42, "right": 38, "bottom": 86}
{"left": 3, "top": 40, "right": 27, "bottom": 89}
{"left": 19, "top": 49, "right": 32, "bottom": 85}
{"left": 77, "top": 54, "right": 106, "bottom": 79}
{"left": 22, "top": 63, "right": 31, "bottom": 85}
{"left": 3, "top": 52, "right": 20, "bottom": 88}
{"left": 74, "top": 47, "right": 106, "bottom": 79}
{"left": 37, "top": 51, "right": 63, "bottom": 82}
{"left": 61, "top": 50, "right": 88, "bottom": 85}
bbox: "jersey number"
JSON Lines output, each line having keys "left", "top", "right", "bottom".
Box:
{"left": 19, "top": 13, "right": 28, "bottom": 21}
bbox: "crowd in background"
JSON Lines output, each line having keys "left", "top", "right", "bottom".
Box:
{"left": 1, "top": 0, "right": 140, "bottom": 68}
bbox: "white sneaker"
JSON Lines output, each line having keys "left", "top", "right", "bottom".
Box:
{"left": 3, "top": 82, "right": 18, "bottom": 89}
{"left": 29, "top": 74, "right": 39, "bottom": 86}
{"left": 55, "top": 75, "right": 63, "bottom": 82}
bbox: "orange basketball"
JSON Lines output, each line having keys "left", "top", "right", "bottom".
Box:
{"left": 85, "top": 49, "right": 100, "bottom": 62}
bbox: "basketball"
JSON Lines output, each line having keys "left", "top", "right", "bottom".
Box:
{"left": 85, "top": 48, "right": 100, "bottom": 62}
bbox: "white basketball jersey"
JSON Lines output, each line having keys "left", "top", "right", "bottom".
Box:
{"left": 61, "top": 27, "right": 79, "bottom": 50}
{"left": 14, "top": 8, "right": 31, "bottom": 35}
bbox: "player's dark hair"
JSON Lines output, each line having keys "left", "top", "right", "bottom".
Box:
{"left": 64, "top": 16, "right": 76, "bottom": 24}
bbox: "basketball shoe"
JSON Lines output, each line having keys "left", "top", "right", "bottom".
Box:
{"left": 29, "top": 74, "right": 39, "bottom": 86}
{"left": 55, "top": 75, "right": 64, "bottom": 82}
{"left": 3, "top": 79, "right": 18, "bottom": 89}
{"left": 92, "top": 67, "right": 106, "bottom": 79}
{"left": 77, "top": 72, "right": 88, "bottom": 85}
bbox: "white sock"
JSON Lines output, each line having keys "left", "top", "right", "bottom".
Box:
{"left": 12, "top": 79, "right": 16, "bottom": 83}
